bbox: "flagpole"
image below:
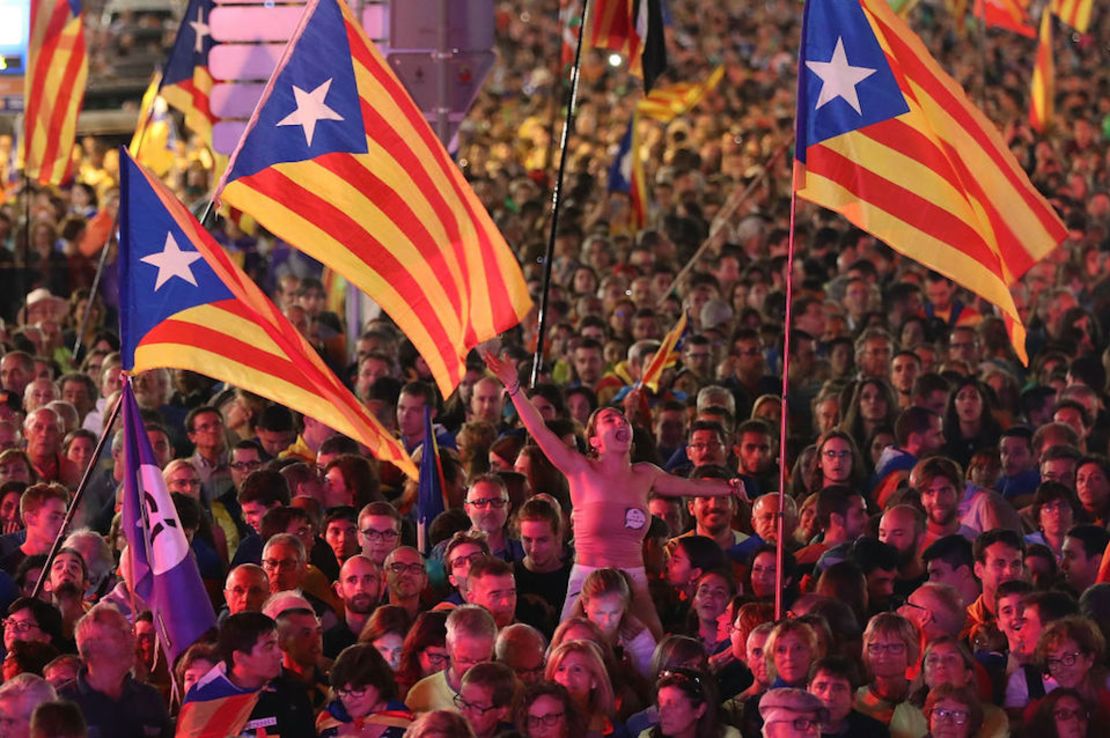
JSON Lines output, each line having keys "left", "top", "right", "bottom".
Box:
{"left": 530, "top": 0, "right": 590, "bottom": 389}
{"left": 73, "top": 223, "right": 114, "bottom": 357}
{"left": 774, "top": 187, "right": 799, "bottom": 622}
{"left": 31, "top": 392, "right": 124, "bottom": 599}
{"left": 21, "top": 172, "right": 32, "bottom": 321}
{"left": 656, "top": 142, "right": 788, "bottom": 310}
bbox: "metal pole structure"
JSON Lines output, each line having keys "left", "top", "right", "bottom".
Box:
{"left": 435, "top": 0, "right": 452, "bottom": 145}
{"left": 22, "top": 172, "right": 32, "bottom": 321}
{"left": 32, "top": 393, "right": 124, "bottom": 599}
{"left": 73, "top": 219, "right": 115, "bottom": 357}
{"left": 774, "top": 187, "right": 800, "bottom": 622}
{"left": 656, "top": 142, "right": 788, "bottom": 310}
{"left": 530, "top": 0, "right": 590, "bottom": 388}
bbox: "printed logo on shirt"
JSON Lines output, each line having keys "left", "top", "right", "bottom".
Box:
{"left": 624, "top": 508, "right": 647, "bottom": 530}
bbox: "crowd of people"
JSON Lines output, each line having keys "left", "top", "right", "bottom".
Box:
{"left": 0, "top": 0, "right": 1108, "bottom": 736}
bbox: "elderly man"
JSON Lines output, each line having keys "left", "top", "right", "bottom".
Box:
{"left": 406, "top": 605, "right": 497, "bottom": 712}
{"left": 495, "top": 623, "right": 546, "bottom": 687}
{"left": 760, "top": 687, "right": 827, "bottom": 738}
{"left": 384, "top": 546, "right": 427, "bottom": 620}
{"left": 897, "top": 582, "right": 967, "bottom": 643}
{"left": 23, "top": 409, "right": 79, "bottom": 489}
{"left": 0, "top": 674, "right": 56, "bottom": 738}
{"left": 59, "top": 604, "right": 172, "bottom": 738}
{"left": 261, "top": 533, "right": 337, "bottom": 629}
{"left": 223, "top": 564, "right": 270, "bottom": 617}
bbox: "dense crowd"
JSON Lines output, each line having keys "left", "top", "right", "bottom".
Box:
{"left": 0, "top": 0, "right": 1108, "bottom": 737}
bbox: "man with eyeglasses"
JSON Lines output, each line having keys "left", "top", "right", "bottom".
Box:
{"left": 443, "top": 532, "right": 491, "bottom": 606}
{"left": 461, "top": 476, "right": 523, "bottom": 562}
{"left": 384, "top": 546, "right": 428, "bottom": 620}
{"left": 455, "top": 661, "right": 516, "bottom": 738}
{"left": 806, "top": 657, "right": 887, "bottom": 738}
{"left": 325, "top": 554, "right": 380, "bottom": 658}
{"left": 3, "top": 598, "right": 62, "bottom": 655}
{"left": 231, "top": 470, "right": 292, "bottom": 568}
{"left": 261, "top": 533, "right": 338, "bottom": 630}
{"left": 357, "top": 501, "right": 403, "bottom": 567}
{"left": 185, "top": 406, "right": 233, "bottom": 506}
{"left": 406, "top": 605, "right": 497, "bottom": 712}
{"left": 760, "top": 687, "right": 827, "bottom": 738}
{"left": 222, "top": 564, "right": 270, "bottom": 619}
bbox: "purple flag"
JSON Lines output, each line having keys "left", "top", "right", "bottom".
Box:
{"left": 121, "top": 378, "right": 216, "bottom": 663}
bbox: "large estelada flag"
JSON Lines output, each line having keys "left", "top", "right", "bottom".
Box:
{"left": 793, "top": 0, "right": 1066, "bottom": 363}
{"left": 160, "top": 0, "right": 216, "bottom": 140}
{"left": 121, "top": 377, "right": 216, "bottom": 664}
{"left": 22, "top": 0, "right": 88, "bottom": 185}
{"left": 1029, "top": 10, "right": 1054, "bottom": 133}
{"left": 974, "top": 0, "right": 1036, "bottom": 36}
{"left": 118, "top": 149, "right": 418, "bottom": 478}
{"left": 1050, "top": 0, "right": 1093, "bottom": 32}
{"left": 215, "top": 0, "right": 532, "bottom": 399}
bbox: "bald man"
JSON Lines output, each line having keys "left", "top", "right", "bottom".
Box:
{"left": 878, "top": 505, "right": 927, "bottom": 599}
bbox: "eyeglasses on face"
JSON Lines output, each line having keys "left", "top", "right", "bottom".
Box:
{"left": 262, "top": 558, "right": 300, "bottom": 571}
{"left": 450, "top": 552, "right": 487, "bottom": 570}
{"left": 336, "top": 685, "right": 370, "bottom": 699}
{"left": 2, "top": 619, "right": 40, "bottom": 634}
{"left": 821, "top": 449, "right": 851, "bottom": 459}
{"left": 388, "top": 562, "right": 426, "bottom": 576}
{"left": 465, "top": 497, "right": 508, "bottom": 509}
{"left": 454, "top": 694, "right": 499, "bottom": 714}
{"left": 1053, "top": 708, "right": 1089, "bottom": 722}
{"left": 527, "top": 712, "right": 565, "bottom": 728}
{"left": 866, "top": 642, "right": 907, "bottom": 656}
{"left": 230, "top": 460, "right": 262, "bottom": 471}
{"left": 361, "top": 528, "right": 399, "bottom": 542}
{"left": 1046, "top": 651, "right": 1084, "bottom": 672}
{"left": 932, "top": 708, "right": 969, "bottom": 725}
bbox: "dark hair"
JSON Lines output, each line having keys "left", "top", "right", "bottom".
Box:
{"left": 922, "top": 535, "right": 974, "bottom": 571}
{"left": 396, "top": 611, "right": 448, "bottom": 689}
{"left": 359, "top": 605, "right": 411, "bottom": 645}
{"left": 256, "top": 404, "right": 295, "bottom": 433}
{"left": 848, "top": 537, "right": 899, "bottom": 574}
{"left": 808, "top": 655, "right": 862, "bottom": 688}
{"left": 1031, "top": 482, "right": 1082, "bottom": 524}
{"left": 7, "top": 597, "right": 63, "bottom": 647}
{"left": 675, "top": 536, "right": 727, "bottom": 574}
{"left": 324, "top": 454, "right": 382, "bottom": 508}
{"left": 895, "top": 406, "right": 939, "bottom": 447}
{"left": 218, "top": 612, "right": 276, "bottom": 671}
{"left": 29, "top": 700, "right": 87, "bottom": 737}
{"left": 1066, "top": 524, "right": 1110, "bottom": 559}
{"left": 1023, "top": 590, "right": 1079, "bottom": 624}
{"left": 238, "top": 470, "right": 291, "bottom": 507}
{"left": 973, "top": 529, "right": 1025, "bottom": 563}
{"left": 5, "top": 639, "right": 60, "bottom": 677}
{"left": 1024, "top": 688, "right": 1095, "bottom": 738}
{"left": 651, "top": 668, "right": 720, "bottom": 738}
{"left": 516, "top": 681, "right": 586, "bottom": 738}
{"left": 330, "top": 643, "right": 397, "bottom": 701}
{"left": 185, "top": 405, "right": 223, "bottom": 434}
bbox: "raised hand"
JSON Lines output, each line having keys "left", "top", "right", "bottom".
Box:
{"left": 480, "top": 349, "right": 517, "bottom": 389}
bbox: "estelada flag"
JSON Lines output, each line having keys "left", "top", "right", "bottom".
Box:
{"left": 118, "top": 149, "right": 417, "bottom": 478}
{"left": 638, "top": 310, "right": 688, "bottom": 393}
{"left": 22, "top": 0, "right": 88, "bottom": 185}
{"left": 215, "top": 0, "right": 532, "bottom": 399}
{"left": 161, "top": 0, "right": 216, "bottom": 140}
{"left": 794, "top": 0, "right": 1066, "bottom": 363}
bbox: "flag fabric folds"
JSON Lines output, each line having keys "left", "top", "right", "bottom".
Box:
{"left": 121, "top": 378, "right": 216, "bottom": 664}
{"left": 161, "top": 0, "right": 216, "bottom": 140}
{"left": 118, "top": 149, "right": 418, "bottom": 478}
{"left": 560, "top": 0, "right": 583, "bottom": 68}
{"left": 215, "top": 0, "right": 532, "bottom": 399}
{"left": 637, "top": 67, "right": 725, "bottom": 122}
{"left": 608, "top": 117, "right": 647, "bottom": 229}
{"left": 176, "top": 664, "right": 260, "bottom": 738}
{"left": 589, "top": 0, "right": 634, "bottom": 52}
{"left": 638, "top": 310, "right": 688, "bottom": 393}
{"left": 586, "top": 0, "right": 667, "bottom": 91}
{"left": 22, "top": 0, "right": 88, "bottom": 185}
{"left": 1030, "top": 10, "right": 1054, "bottom": 133}
{"left": 794, "top": 0, "right": 1066, "bottom": 363}
{"left": 974, "top": 0, "right": 1035, "bottom": 36}
{"left": 130, "top": 71, "right": 178, "bottom": 176}
{"left": 416, "top": 405, "right": 446, "bottom": 555}
{"left": 1050, "top": 0, "right": 1093, "bottom": 32}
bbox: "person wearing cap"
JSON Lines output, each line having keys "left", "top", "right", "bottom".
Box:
{"left": 760, "top": 688, "right": 827, "bottom": 737}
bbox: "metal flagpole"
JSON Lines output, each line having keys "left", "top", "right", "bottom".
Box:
{"left": 774, "top": 186, "right": 800, "bottom": 622}
{"left": 530, "top": 0, "right": 590, "bottom": 389}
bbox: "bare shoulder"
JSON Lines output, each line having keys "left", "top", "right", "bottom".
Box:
{"left": 630, "top": 462, "right": 665, "bottom": 479}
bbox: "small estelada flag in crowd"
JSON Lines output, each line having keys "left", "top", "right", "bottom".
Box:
{"left": 608, "top": 117, "right": 648, "bottom": 229}
{"left": 120, "top": 376, "right": 216, "bottom": 665}
{"left": 21, "top": 0, "right": 88, "bottom": 185}
{"left": 793, "top": 0, "right": 1066, "bottom": 363}
{"left": 1029, "top": 10, "right": 1055, "bottom": 133}
{"left": 129, "top": 71, "right": 178, "bottom": 177}
{"left": 160, "top": 0, "right": 217, "bottom": 141}
{"left": 118, "top": 148, "right": 417, "bottom": 478}
{"left": 637, "top": 66, "right": 724, "bottom": 122}
{"left": 215, "top": 0, "right": 532, "bottom": 400}
{"left": 1050, "top": 0, "right": 1094, "bottom": 32}
{"left": 974, "top": 0, "right": 1036, "bottom": 36}
{"left": 638, "top": 310, "right": 689, "bottom": 394}
{"left": 587, "top": 0, "right": 667, "bottom": 91}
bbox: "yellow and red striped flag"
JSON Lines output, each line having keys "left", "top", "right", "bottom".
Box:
{"left": 588, "top": 0, "right": 633, "bottom": 52}
{"left": 215, "top": 0, "right": 532, "bottom": 399}
{"left": 1029, "top": 11, "right": 1054, "bottom": 133}
{"left": 22, "top": 0, "right": 88, "bottom": 185}
{"left": 129, "top": 71, "right": 176, "bottom": 176}
{"left": 794, "top": 0, "right": 1066, "bottom": 363}
{"left": 637, "top": 66, "right": 724, "bottom": 122}
{"left": 638, "top": 310, "right": 688, "bottom": 393}
{"left": 120, "top": 150, "right": 417, "bottom": 479}
{"left": 1050, "top": 0, "right": 1093, "bottom": 32}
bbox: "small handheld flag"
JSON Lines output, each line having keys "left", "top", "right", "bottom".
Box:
{"left": 638, "top": 310, "right": 688, "bottom": 393}
{"left": 415, "top": 405, "right": 446, "bottom": 554}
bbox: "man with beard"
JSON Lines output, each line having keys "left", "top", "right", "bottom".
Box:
{"left": 878, "top": 505, "right": 927, "bottom": 600}
{"left": 967, "top": 529, "right": 1026, "bottom": 630}
{"left": 916, "top": 458, "right": 977, "bottom": 550}
{"left": 43, "top": 548, "right": 88, "bottom": 643}
{"left": 324, "top": 554, "right": 380, "bottom": 658}
{"left": 461, "top": 476, "right": 522, "bottom": 562}
{"left": 673, "top": 465, "right": 748, "bottom": 551}
{"left": 384, "top": 546, "right": 427, "bottom": 620}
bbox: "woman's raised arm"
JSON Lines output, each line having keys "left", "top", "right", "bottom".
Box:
{"left": 481, "top": 350, "right": 586, "bottom": 476}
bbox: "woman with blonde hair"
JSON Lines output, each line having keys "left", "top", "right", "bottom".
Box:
{"left": 913, "top": 636, "right": 1008, "bottom": 738}
{"left": 545, "top": 640, "right": 626, "bottom": 738}
{"left": 574, "top": 568, "right": 657, "bottom": 679}
{"left": 856, "top": 612, "right": 927, "bottom": 738}
{"left": 549, "top": 617, "right": 645, "bottom": 721}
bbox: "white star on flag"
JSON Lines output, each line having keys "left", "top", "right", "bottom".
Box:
{"left": 277, "top": 79, "right": 344, "bottom": 147}
{"left": 189, "top": 7, "right": 210, "bottom": 54}
{"left": 141, "top": 233, "right": 203, "bottom": 290}
{"left": 805, "top": 37, "right": 877, "bottom": 115}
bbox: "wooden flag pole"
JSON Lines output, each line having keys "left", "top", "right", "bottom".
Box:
{"left": 530, "top": 0, "right": 590, "bottom": 389}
